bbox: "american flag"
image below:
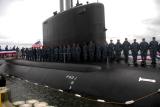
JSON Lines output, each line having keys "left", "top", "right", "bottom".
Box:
{"left": 32, "top": 41, "right": 42, "bottom": 48}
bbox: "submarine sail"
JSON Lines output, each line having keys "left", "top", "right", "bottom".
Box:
{"left": 43, "top": 2, "right": 106, "bottom": 47}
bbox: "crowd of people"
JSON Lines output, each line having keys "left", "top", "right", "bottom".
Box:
{"left": 0, "top": 37, "right": 160, "bottom": 67}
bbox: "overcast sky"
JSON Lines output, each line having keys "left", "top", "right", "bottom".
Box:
{"left": 0, "top": 0, "right": 160, "bottom": 44}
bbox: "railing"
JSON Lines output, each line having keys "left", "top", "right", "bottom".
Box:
{"left": 0, "top": 51, "right": 17, "bottom": 60}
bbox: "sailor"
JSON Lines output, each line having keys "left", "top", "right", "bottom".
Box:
{"left": 47, "top": 47, "right": 51, "bottom": 62}
{"left": 158, "top": 43, "right": 160, "bottom": 63}
{"left": 30, "top": 48, "right": 34, "bottom": 61}
{"left": 59, "top": 46, "right": 63, "bottom": 62}
{"left": 39, "top": 48, "right": 43, "bottom": 61}
{"left": 25, "top": 48, "right": 29, "bottom": 60}
{"left": 140, "top": 38, "right": 149, "bottom": 66}
{"left": 26, "top": 48, "right": 29, "bottom": 60}
{"left": 42, "top": 48, "right": 46, "bottom": 62}
{"left": 22, "top": 47, "right": 26, "bottom": 59}
{"left": 131, "top": 39, "right": 139, "bottom": 66}
{"left": 122, "top": 38, "right": 130, "bottom": 63}
{"left": 88, "top": 41, "right": 95, "bottom": 62}
{"left": 14, "top": 46, "right": 19, "bottom": 58}
{"left": 33, "top": 48, "right": 37, "bottom": 61}
{"left": 12, "top": 45, "right": 16, "bottom": 51}
{"left": 96, "top": 43, "right": 102, "bottom": 62}
{"left": 71, "top": 43, "right": 77, "bottom": 62}
{"left": 149, "top": 37, "right": 158, "bottom": 66}
{"left": 67, "top": 44, "right": 71, "bottom": 62}
{"left": 54, "top": 46, "right": 59, "bottom": 62}
{"left": 76, "top": 44, "right": 81, "bottom": 62}
{"left": 30, "top": 48, "right": 33, "bottom": 61}
{"left": 82, "top": 42, "right": 88, "bottom": 62}
{"left": 36, "top": 48, "right": 40, "bottom": 61}
{"left": 43, "top": 48, "right": 47, "bottom": 61}
{"left": 5, "top": 45, "right": 8, "bottom": 51}
{"left": 86, "top": 1, "right": 89, "bottom": 4}
{"left": 108, "top": 40, "right": 115, "bottom": 63}
{"left": 62, "top": 45, "right": 67, "bottom": 62}
{"left": 50, "top": 47, "right": 55, "bottom": 62}
{"left": 102, "top": 41, "right": 108, "bottom": 62}
{"left": 16, "top": 46, "right": 19, "bottom": 52}
{"left": 114, "top": 39, "right": 122, "bottom": 63}
{"left": 28, "top": 48, "right": 31, "bottom": 60}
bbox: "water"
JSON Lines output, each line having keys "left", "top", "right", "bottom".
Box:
{"left": 6, "top": 76, "right": 114, "bottom": 107}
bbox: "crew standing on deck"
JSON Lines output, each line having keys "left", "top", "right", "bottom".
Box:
{"left": 76, "top": 44, "right": 81, "bottom": 62}
{"left": 50, "top": 47, "right": 54, "bottom": 62}
{"left": 114, "top": 39, "right": 122, "bottom": 63}
{"left": 66, "top": 44, "right": 71, "bottom": 62}
{"left": 131, "top": 39, "right": 139, "bottom": 66}
{"left": 59, "top": 46, "right": 63, "bottom": 62}
{"left": 71, "top": 43, "right": 77, "bottom": 62}
{"left": 14, "top": 37, "right": 160, "bottom": 67}
{"left": 21, "top": 47, "right": 25, "bottom": 59}
{"left": 47, "top": 47, "right": 51, "bottom": 62}
{"left": 96, "top": 43, "right": 102, "bottom": 62}
{"left": 82, "top": 42, "right": 88, "bottom": 62}
{"left": 102, "top": 41, "right": 108, "bottom": 63}
{"left": 54, "top": 46, "right": 59, "bottom": 62}
{"left": 149, "top": 37, "right": 158, "bottom": 66}
{"left": 140, "top": 38, "right": 149, "bottom": 66}
{"left": 88, "top": 41, "right": 95, "bottom": 62}
{"left": 108, "top": 40, "right": 115, "bottom": 63}
{"left": 5, "top": 45, "right": 8, "bottom": 51}
{"left": 122, "top": 38, "right": 130, "bottom": 63}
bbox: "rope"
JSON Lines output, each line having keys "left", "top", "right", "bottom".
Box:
{"left": 41, "top": 84, "right": 160, "bottom": 105}
{"left": 8, "top": 76, "right": 160, "bottom": 106}
{"left": 134, "top": 91, "right": 158, "bottom": 102}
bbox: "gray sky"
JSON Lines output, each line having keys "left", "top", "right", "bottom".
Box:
{"left": 0, "top": 0, "right": 160, "bottom": 44}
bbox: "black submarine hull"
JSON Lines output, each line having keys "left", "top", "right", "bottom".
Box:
{"left": 43, "top": 3, "right": 106, "bottom": 47}
{"left": 1, "top": 60, "right": 160, "bottom": 107}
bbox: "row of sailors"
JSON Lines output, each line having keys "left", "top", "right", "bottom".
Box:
{"left": 19, "top": 37, "right": 159, "bottom": 66}
{"left": 0, "top": 45, "right": 19, "bottom": 52}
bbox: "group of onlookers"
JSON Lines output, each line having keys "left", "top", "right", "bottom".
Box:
{"left": 0, "top": 37, "right": 160, "bottom": 67}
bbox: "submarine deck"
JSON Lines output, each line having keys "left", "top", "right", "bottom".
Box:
{"left": 1, "top": 60, "right": 160, "bottom": 107}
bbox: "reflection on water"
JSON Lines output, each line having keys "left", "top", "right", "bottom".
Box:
{"left": 6, "top": 77, "right": 114, "bottom": 107}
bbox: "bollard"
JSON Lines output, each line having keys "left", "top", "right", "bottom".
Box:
{"left": 26, "top": 99, "right": 39, "bottom": 107}
{"left": 0, "top": 87, "right": 13, "bottom": 107}
{"left": 19, "top": 104, "right": 32, "bottom": 107}
{"left": 13, "top": 101, "right": 25, "bottom": 107}
{"left": 34, "top": 101, "right": 48, "bottom": 107}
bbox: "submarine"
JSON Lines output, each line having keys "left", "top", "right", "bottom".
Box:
{"left": 0, "top": 0, "right": 160, "bottom": 107}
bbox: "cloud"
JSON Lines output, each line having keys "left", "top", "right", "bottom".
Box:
{"left": 0, "top": 0, "right": 23, "bottom": 16}
{"left": 143, "top": 0, "right": 160, "bottom": 36}
{"left": 155, "top": 0, "right": 160, "bottom": 11}
{"left": 0, "top": 34, "right": 8, "bottom": 39}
